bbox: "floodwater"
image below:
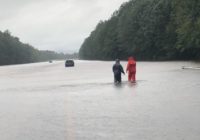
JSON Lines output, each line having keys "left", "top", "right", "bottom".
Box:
{"left": 0, "top": 60, "right": 200, "bottom": 140}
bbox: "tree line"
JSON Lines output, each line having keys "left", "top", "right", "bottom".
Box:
{"left": 0, "top": 30, "right": 77, "bottom": 66}
{"left": 79, "top": 0, "right": 200, "bottom": 61}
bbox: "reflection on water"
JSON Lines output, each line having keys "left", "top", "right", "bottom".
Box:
{"left": 113, "top": 81, "right": 138, "bottom": 89}
{"left": 0, "top": 60, "right": 200, "bottom": 140}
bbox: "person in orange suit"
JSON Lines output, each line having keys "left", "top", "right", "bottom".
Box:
{"left": 126, "top": 57, "right": 136, "bottom": 82}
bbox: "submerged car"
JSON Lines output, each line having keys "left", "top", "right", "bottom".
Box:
{"left": 49, "top": 60, "right": 53, "bottom": 63}
{"left": 65, "top": 60, "right": 74, "bottom": 67}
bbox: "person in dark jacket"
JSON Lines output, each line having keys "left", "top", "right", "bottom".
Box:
{"left": 112, "top": 59, "right": 125, "bottom": 83}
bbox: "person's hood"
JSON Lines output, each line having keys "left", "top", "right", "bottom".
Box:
{"left": 128, "top": 57, "right": 135, "bottom": 64}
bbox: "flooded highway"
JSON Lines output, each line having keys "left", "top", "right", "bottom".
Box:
{"left": 0, "top": 60, "right": 200, "bottom": 140}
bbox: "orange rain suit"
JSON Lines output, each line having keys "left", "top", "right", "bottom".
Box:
{"left": 126, "top": 57, "right": 136, "bottom": 82}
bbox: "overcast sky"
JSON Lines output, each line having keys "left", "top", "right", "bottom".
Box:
{"left": 0, "top": 0, "right": 128, "bottom": 53}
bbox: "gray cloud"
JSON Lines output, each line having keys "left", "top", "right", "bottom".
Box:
{"left": 0, "top": 0, "right": 128, "bottom": 53}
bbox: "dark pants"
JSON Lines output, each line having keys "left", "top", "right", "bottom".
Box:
{"left": 114, "top": 73, "right": 121, "bottom": 83}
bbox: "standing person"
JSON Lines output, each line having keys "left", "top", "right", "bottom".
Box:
{"left": 126, "top": 57, "right": 136, "bottom": 82}
{"left": 112, "top": 59, "right": 125, "bottom": 83}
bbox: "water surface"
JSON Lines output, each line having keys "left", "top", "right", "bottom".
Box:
{"left": 0, "top": 61, "right": 200, "bottom": 140}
